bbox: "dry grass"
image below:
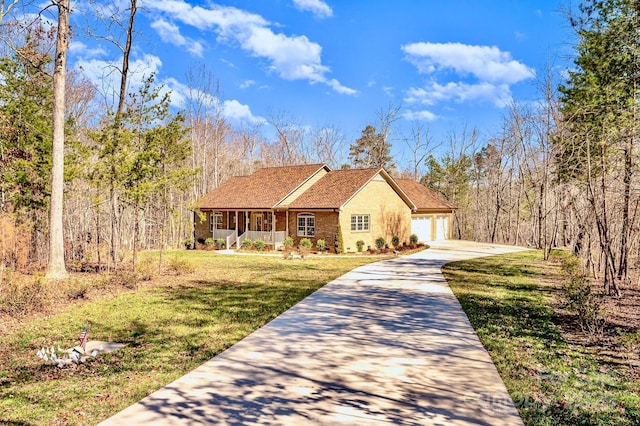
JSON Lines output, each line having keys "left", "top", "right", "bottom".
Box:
{"left": 0, "top": 250, "right": 381, "bottom": 425}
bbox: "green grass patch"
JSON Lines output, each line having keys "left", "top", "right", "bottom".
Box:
{"left": 0, "top": 251, "right": 379, "bottom": 425}
{"left": 443, "top": 250, "right": 640, "bottom": 426}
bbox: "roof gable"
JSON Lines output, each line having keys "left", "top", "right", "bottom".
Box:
{"left": 288, "top": 168, "right": 416, "bottom": 210}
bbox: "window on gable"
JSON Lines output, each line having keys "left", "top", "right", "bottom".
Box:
{"left": 297, "top": 213, "right": 315, "bottom": 237}
{"left": 350, "top": 214, "right": 370, "bottom": 232}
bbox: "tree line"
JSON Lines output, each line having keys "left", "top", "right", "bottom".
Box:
{"left": 0, "top": 0, "right": 637, "bottom": 298}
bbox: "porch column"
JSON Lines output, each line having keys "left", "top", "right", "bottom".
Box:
{"left": 245, "top": 211, "right": 249, "bottom": 233}
{"left": 271, "top": 211, "right": 275, "bottom": 245}
{"left": 235, "top": 211, "right": 238, "bottom": 231}
{"left": 211, "top": 211, "right": 215, "bottom": 239}
{"left": 286, "top": 210, "right": 289, "bottom": 236}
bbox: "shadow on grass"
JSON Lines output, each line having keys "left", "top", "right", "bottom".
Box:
{"left": 444, "top": 253, "right": 640, "bottom": 426}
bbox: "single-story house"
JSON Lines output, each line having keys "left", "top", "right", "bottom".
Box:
{"left": 396, "top": 179, "right": 457, "bottom": 243}
{"left": 194, "top": 163, "right": 455, "bottom": 252}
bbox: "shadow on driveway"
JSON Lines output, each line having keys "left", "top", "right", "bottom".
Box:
{"left": 100, "top": 241, "right": 526, "bottom": 425}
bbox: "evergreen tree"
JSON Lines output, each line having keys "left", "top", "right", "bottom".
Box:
{"left": 348, "top": 125, "right": 394, "bottom": 169}
{"left": 0, "top": 32, "right": 53, "bottom": 214}
{"left": 558, "top": 0, "right": 639, "bottom": 294}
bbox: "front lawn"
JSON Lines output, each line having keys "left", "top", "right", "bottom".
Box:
{"left": 0, "top": 251, "right": 381, "bottom": 425}
{"left": 443, "top": 250, "right": 640, "bottom": 425}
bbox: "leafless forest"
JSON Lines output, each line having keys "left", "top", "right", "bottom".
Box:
{"left": 0, "top": 0, "right": 638, "bottom": 297}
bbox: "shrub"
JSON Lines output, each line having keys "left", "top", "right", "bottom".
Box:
{"left": 316, "top": 239, "right": 327, "bottom": 252}
{"left": 64, "top": 278, "right": 91, "bottom": 300}
{"left": 560, "top": 255, "right": 606, "bottom": 337}
{"left": 283, "top": 236, "right": 294, "bottom": 249}
{"left": 335, "top": 224, "right": 344, "bottom": 254}
{"left": 410, "top": 234, "right": 418, "bottom": 244}
{"left": 299, "top": 238, "right": 312, "bottom": 249}
{"left": 375, "top": 237, "right": 386, "bottom": 249}
{"left": 109, "top": 270, "right": 138, "bottom": 290}
{"left": 204, "top": 237, "right": 215, "bottom": 246}
{"left": 253, "top": 238, "right": 266, "bottom": 251}
{"left": 166, "top": 256, "right": 195, "bottom": 275}
{"left": 391, "top": 236, "right": 400, "bottom": 247}
{"left": 215, "top": 238, "right": 226, "bottom": 249}
{"left": 241, "top": 238, "right": 252, "bottom": 249}
{"left": 183, "top": 237, "right": 194, "bottom": 250}
{"left": 356, "top": 240, "right": 365, "bottom": 252}
{"left": 135, "top": 257, "right": 157, "bottom": 281}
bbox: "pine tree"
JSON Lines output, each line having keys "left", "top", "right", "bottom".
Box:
{"left": 558, "top": 0, "right": 639, "bottom": 294}
{"left": 348, "top": 125, "right": 393, "bottom": 169}
{"left": 0, "top": 30, "right": 54, "bottom": 263}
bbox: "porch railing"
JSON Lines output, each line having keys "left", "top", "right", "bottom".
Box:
{"left": 212, "top": 229, "right": 236, "bottom": 240}
{"left": 237, "top": 231, "right": 286, "bottom": 249}
{"left": 226, "top": 230, "right": 238, "bottom": 249}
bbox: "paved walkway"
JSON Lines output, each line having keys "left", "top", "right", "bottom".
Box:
{"left": 100, "top": 241, "right": 528, "bottom": 425}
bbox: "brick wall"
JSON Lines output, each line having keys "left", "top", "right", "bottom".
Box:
{"left": 287, "top": 211, "right": 338, "bottom": 252}
{"left": 194, "top": 209, "right": 211, "bottom": 243}
{"left": 340, "top": 178, "right": 411, "bottom": 252}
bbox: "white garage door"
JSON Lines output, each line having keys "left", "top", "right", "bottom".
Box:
{"left": 411, "top": 217, "right": 432, "bottom": 242}
{"left": 436, "top": 216, "right": 448, "bottom": 240}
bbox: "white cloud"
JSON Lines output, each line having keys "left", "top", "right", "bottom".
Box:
{"left": 292, "top": 0, "right": 333, "bottom": 18}
{"left": 143, "top": 0, "right": 355, "bottom": 95}
{"left": 75, "top": 54, "right": 163, "bottom": 103}
{"left": 222, "top": 99, "right": 265, "bottom": 124}
{"left": 150, "top": 19, "right": 204, "bottom": 57}
{"left": 402, "top": 110, "right": 438, "bottom": 121}
{"left": 406, "top": 81, "right": 512, "bottom": 108}
{"left": 69, "top": 41, "right": 107, "bottom": 58}
{"left": 161, "top": 77, "right": 189, "bottom": 109}
{"left": 240, "top": 79, "right": 256, "bottom": 89}
{"left": 160, "top": 78, "right": 263, "bottom": 125}
{"left": 402, "top": 42, "right": 533, "bottom": 108}
{"left": 402, "top": 42, "right": 534, "bottom": 84}
{"left": 326, "top": 78, "right": 357, "bottom": 95}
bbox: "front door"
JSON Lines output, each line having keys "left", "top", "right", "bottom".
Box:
{"left": 251, "top": 212, "right": 263, "bottom": 231}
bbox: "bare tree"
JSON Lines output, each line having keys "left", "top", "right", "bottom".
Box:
{"left": 403, "top": 121, "right": 437, "bottom": 180}
{"left": 309, "top": 125, "right": 345, "bottom": 168}
{"left": 267, "top": 111, "right": 307, "bottom": 166}
{"left": 45, "top": 0, "right": 70, "bottom": 281}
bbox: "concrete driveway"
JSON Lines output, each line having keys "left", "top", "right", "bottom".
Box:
{"left": 99, "top": 240, "right": 528, "bottom": 425}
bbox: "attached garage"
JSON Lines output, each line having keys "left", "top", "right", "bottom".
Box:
{"left": 411, "top": 216, "right": 433, "bottom": 242}
{"left": 397, "top": 179, "right": 456, "bottom": 242}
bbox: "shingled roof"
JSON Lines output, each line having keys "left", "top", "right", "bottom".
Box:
{"left": 197, "top": 164, "right": 329, "bottom": 210}
{"left": 196, "top": 164, "right": 454, "bottom": 212}
{"left": 396, "top": 179, "right": 456, "bottom": 210}
{"left": 287, "top": 168, "right": 416, "bottom": 210}
{"left": 287, "top": 168, "right": 380, "bottom": 209}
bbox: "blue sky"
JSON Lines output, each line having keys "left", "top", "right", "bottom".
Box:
{"left": 64, "top": 0, "right": 573, "bottom": 162}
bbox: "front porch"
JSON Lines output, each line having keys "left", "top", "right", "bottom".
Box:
{"left": 203, "top": 210, "right": 288, "bottom": 250}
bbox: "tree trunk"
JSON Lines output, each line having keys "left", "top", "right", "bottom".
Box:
{"left": 45, "top": 0, "right": 70, "bottom": 281}
{"left": 617, "top": 143, "right": 632, "bottom": 283}
{"left": 116, "top": 0, "right": 137, "bottom": 118}
{"left": 132, "top": 196, "right": 139, "bottom": 271}
{"left": 110, "top": 174, "right": 119, "bottom": 267}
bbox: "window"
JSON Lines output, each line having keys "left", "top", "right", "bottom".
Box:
{"left": 210, "top": 212, "right": 223, "bottom": 232}
{"left": 297, "top": 213, "right": 315, "bottom": 237}
{"left": 266, "top": 212, "right": 273, "bottom": 231}
{"left": 351, "top": 214, "right": 370, "bottom": 232}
